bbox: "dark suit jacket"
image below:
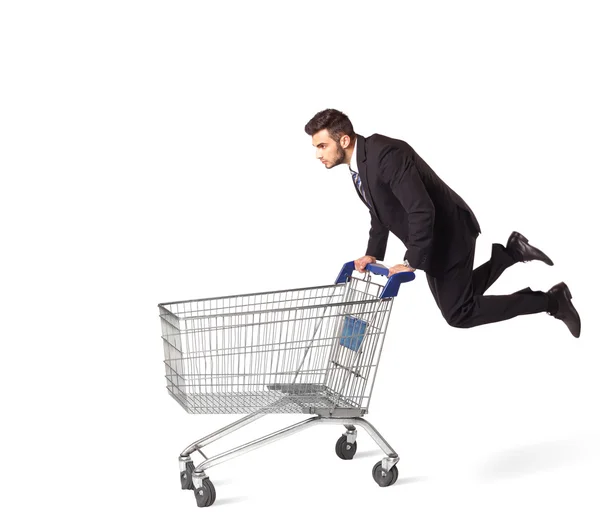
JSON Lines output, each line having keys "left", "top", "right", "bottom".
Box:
{"left": 355, "top": 133, "right": 481, "bottom": 277}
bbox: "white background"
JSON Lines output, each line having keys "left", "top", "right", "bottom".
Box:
{"left": 1, "top": 1, "right": 599, "bottom": 518}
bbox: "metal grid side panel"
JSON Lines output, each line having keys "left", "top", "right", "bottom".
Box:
{"left": 362, "top": 292, "right": 396, "bottom": 412}
{"left": 322, "top": 277, "right": 394, "bottom": 411}
{"left": 159, "top": 306, "right": 185, "bottom": 403}
{"left": 162, "top": 285, "right": 348, "bottom": 413}
{"left": 165, "top": 296, "right": 345, "bottom": 413}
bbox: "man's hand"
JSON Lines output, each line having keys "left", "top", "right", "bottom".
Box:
{"left": 388, "top": 263, "right": 416, "bottom": 276}
{"left": 354, "top": 255, "right": 377, "bottom": 273}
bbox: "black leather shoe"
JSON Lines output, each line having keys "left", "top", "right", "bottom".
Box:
{"left": 547, "top": 282, "right": 581, "bottom": 338}
{"left": 506, "top": 231, "right": 554, "bottom": 265}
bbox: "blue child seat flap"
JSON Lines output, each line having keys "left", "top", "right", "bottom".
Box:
{"left": 340, "top": 316, "right": 368, "bottom": 352}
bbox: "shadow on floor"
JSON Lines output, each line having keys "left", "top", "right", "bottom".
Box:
{"left": 212, "top": 496, "right": 250, "bottom": 507}
{"left": 478, "top": 434, "right": 600, "bottom": 481}
{"left": 396, "top": 476, "right": 429, "bottom": 485}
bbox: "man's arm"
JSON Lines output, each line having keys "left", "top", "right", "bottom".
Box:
{"left": 365, "top": 211, "right": 389, "bottom": 261}
{"left": 379, "top": 146, "right": 435, "bottom": 270}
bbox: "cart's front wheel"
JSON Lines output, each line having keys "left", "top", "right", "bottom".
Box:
{"left": 180, "top": 461, "right": 195, "bottom": 490}
{"left": 372, "top": 461, "right": 398, "bottom": 487}
{"left": 194, "top": 478, "right": 216, "bottom": 507}
{"left": 335, "top": 435, "right": 357, "bottom": 460}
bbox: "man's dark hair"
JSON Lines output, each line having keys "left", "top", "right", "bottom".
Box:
{"left": 304, "top": 108, "right": 356, "bottom": 143}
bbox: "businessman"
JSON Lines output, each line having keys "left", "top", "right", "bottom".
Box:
{"left": 305, "top": 108, "right": 581, "bottom": 338}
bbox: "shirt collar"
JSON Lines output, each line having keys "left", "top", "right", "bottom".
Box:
{"left": 349, "top": 136, "right": 359, "bottom": 174}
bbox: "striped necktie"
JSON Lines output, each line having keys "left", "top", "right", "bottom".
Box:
{"left": 350, "top": 168, "right": 371, "bottom": 207}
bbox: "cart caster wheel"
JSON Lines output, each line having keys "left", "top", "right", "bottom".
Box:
{"left": 180, "top": 461, "right": 195, "bottom": 490}
{"left": 335, "top": 435, "right": 357, "bottom": 460}
{"left": 194, "top": 478, "right": 216, "bottom": 508}
{"left": 372, "top": 461, "right": 399, "bottom": 487}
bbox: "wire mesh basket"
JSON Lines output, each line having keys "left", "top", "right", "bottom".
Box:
{"left": 159, "top": 271, "right": 395, "bottom": 416}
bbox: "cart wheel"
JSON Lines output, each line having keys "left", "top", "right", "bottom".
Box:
{"left": 194, "top": 478, "right": 216, "bottom": 508}
{"left": 180, "top": 461, "right": 195, "bottom": 490}
{"left": 335, "top": 435, "right": 357, "bottom": 460}
{"left": 372, "top": 461, "right": 398, "bottom": 487}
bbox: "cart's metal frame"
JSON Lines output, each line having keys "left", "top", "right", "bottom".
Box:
{"left": 159, "top": 262, "right": 415, "bottom": 507}
{"left": 179, "top": 412, "right": 400, "bottom": 490}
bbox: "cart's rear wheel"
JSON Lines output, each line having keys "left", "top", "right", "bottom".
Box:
{"left": 180, "top": 461, "right": 195, "bottom": 490}
{"left": 372, "top": 461, "right": 398, "bottom": 487}
{"left": 335, "top": 435, "right": 357, "bottom": 460}
{"left": 194, "top": 478, "right": 216, "bottom": 507}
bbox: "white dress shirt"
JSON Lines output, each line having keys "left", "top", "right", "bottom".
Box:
{"left": 349, "top": 137, "right": 359, "bottom": 174}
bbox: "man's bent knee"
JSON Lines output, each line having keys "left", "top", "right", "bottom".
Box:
{"left": 443, "top": 310, "right": 475, "bottom": 329}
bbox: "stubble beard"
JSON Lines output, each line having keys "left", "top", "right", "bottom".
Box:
{"left": 329, "top": 141, "right": 346, "bottom": 168}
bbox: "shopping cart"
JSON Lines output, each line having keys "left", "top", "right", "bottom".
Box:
{"left": 158, "top": 261, "right": 415, "bottom": 508}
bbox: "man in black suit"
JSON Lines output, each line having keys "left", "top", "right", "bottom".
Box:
{"left": 305, "top": 108, "right": 581, "bottom": 338}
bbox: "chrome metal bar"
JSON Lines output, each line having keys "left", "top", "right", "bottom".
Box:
{"left": 351, "top": 417, "right": 398, "bottom": 457}
{"left": 180, "top": 410, "right": 267, "bottom": 457}
{"left": 193, "top": 416, "right": 322, "bottom": 473}
{"left": 190, "top": 415, "right": 398, "bottom": 476}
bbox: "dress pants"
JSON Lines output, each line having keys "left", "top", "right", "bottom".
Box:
{"left": 425, "top": 235, "right": 550, "bottom": 328}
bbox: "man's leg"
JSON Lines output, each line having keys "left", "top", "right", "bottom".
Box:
{"left": 471, "top": 243, "right": 517, "bottom": 296}
{"left": 426, "top": 236, "right": 550, "bottom": 328}
{"left": 472, "top": 231, "right": 554, "bottom": 295}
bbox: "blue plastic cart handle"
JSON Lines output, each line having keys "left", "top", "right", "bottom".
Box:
{"left": 364, "top": 262, "right": 389, "bottom": 276}
{"left": 335, "top": 261, "right": 415, "bottom": 298}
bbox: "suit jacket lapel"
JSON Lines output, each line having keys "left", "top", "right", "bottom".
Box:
{"left": 356, "top": 134, "right": 383, "bottom": 222}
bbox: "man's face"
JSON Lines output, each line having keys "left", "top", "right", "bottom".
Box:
{"left": 312, "top": 129, "right": 346, "bottom": 169}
